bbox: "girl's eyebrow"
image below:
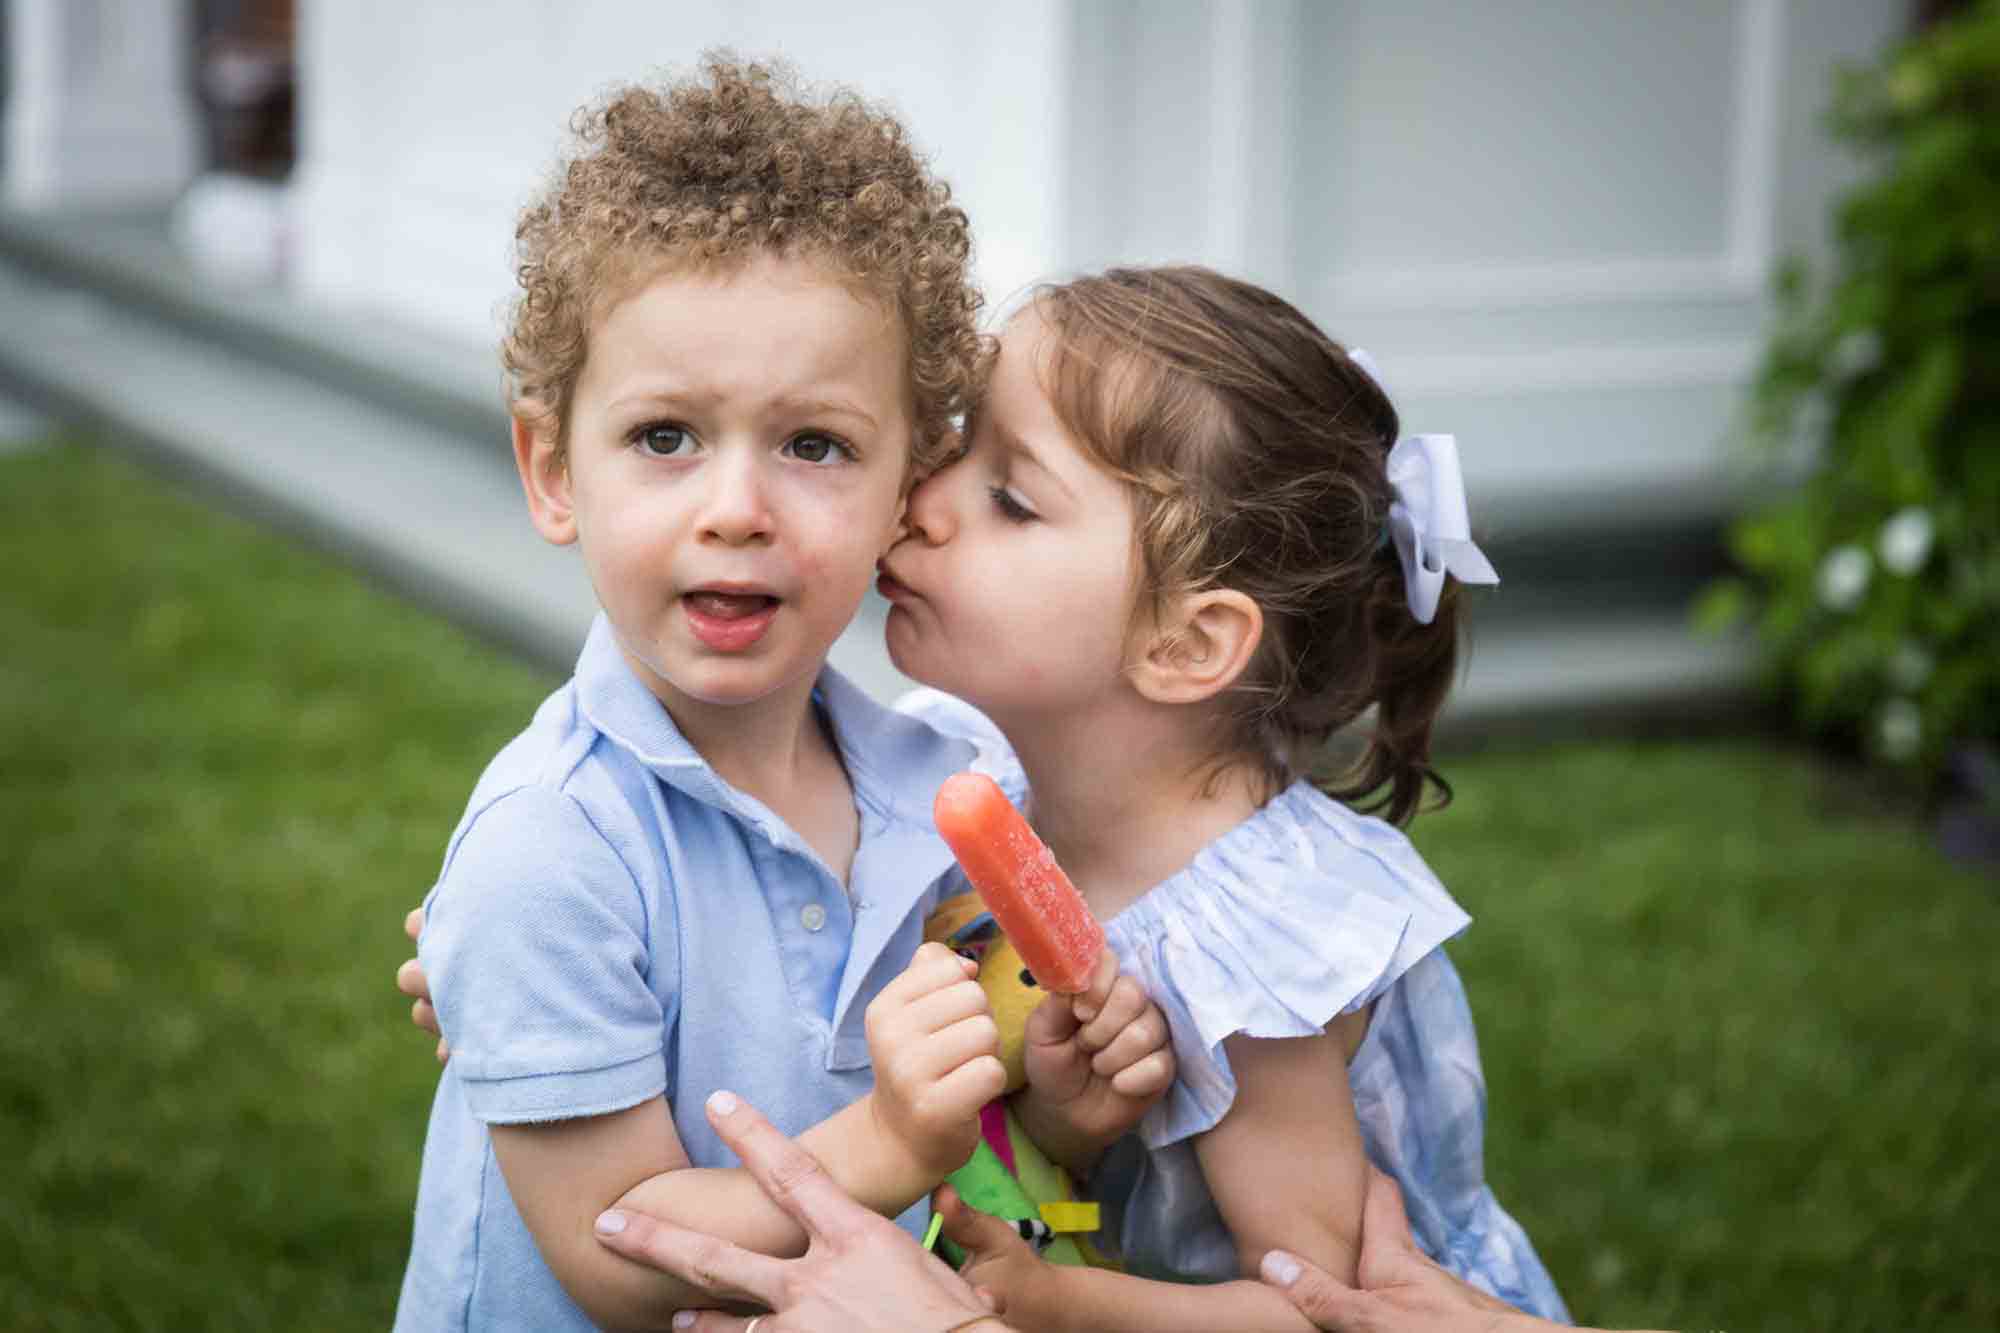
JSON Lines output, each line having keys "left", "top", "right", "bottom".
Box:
{"left": 768, "top": 392, "right": 880, "bottom": 433}
{"left": 991, "top": 416, "right": 1076, "bottom": 503}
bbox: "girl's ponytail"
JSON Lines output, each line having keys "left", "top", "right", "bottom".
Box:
{"left": 1327, "top": 573, "right": 1461, "bottom": 827}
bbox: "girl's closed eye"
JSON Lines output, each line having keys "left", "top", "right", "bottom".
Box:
{"left": 631, "top": 421, "right": 695, "bottom": 457}
{"left": 784, "top": 431, "right": 859, "bottom": 466}
{"left": 989, "top": 484, "right": 1038, "bottom": 523}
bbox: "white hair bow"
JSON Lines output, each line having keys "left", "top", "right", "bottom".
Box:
{"left": 1350, "top": 350, "right": 1500, "bottom": 624}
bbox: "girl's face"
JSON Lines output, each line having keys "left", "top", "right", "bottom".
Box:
{"left": 531, "top": 251, "right": 913, "bottom": 714}
{"left": 878, "top": 306, "right": 1143, "bottom": 721}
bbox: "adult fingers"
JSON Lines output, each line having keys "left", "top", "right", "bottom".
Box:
{"left": 404, "top": 906, "right": 424, "bottom": 943}
{"left": 396, "top": 956, "right": 430, "bottom": 1002}
{"left": 1260, "top": 1249, "right": 1372, "bottom": 1332}
{"left": 667, "top": 1313, "right": 762, "bottom": 1332}
{"left": 703, "top": 1090, "right": 861, "bottom": 1244}
{"left": 1354, "top": 1167, "right": 1424, "bottom": 1282}
{"left": 591, "top": 1206, "right": 783, "bottom": 1311}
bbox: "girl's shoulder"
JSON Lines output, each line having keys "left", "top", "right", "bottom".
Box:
{"left": 1108, "top": 780, "right": 1473, "bottom": 1148}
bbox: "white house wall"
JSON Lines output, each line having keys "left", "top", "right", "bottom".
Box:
{"left": 285, "top": 0, "right": 1902, "bottom": 512}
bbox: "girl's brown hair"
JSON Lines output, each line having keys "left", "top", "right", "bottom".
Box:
{"left": 503, "top": 54, "right": 986, "bottom": 471}
{"left": 1034, "top": 266, "right": 1465, "bottom": 826}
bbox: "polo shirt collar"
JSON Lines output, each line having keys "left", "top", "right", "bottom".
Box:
{"left": 572, "top": 612, "right": 973, "bottom": 842}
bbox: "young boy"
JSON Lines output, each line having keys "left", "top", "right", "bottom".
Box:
{"left": 394, "top": 58, "right": 1166, "bottom": 1331}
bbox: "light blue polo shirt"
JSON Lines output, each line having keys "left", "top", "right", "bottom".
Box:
{"left": 394, "top": 614, "right": 972, "bottom": 1331}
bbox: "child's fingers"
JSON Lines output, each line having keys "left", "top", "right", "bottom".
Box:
{"left": 1107, "top": 1048, "right": 1175, "bottom": 1099}
{"left": 1022, "top": 989, "right": 1080, "bottom": 1051}
{"left": 411, "top": 996, "right": 441, "bottom": 1037}
{"left": 1074, "top": 975, "right": 1151, "bottom": 1054}
{"left": 404, "top": 907, "right": 424, "bottom": 943}
{"left": 937, "top": 1182, "right": 1031, "bottom": 1263}
{"left": 881, "top": 942, "right": 981, "bottom": 1003}
{"left": 898, "top": 975, "right": 996, "bottom": 1036}
{"left": 1069, "top": 948, "right": 1120, "bottom": 1024}
{"left": 928, "top": 1052, "right": 1009, "bottom": 1116}
{"left": 1087, "top": 1005, "right": 1168, "bottom": 1076}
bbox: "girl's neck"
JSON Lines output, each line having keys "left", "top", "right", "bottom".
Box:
{"left": 998, "top": 697, "right": 1265, "bottom": 922}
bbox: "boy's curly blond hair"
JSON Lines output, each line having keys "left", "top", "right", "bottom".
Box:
{"left": 504, "top": 54, "right": 986, "bottom": 472}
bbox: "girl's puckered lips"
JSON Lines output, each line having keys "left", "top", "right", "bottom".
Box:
{"left": 874, "top": 560, "right": 918, "bottom": 604}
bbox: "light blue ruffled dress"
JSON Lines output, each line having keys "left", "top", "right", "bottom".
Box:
{"left": 900, "top": 690, "right": 1570, "bottom": 1322}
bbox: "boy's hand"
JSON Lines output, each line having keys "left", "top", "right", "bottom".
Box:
{"left": 864, "top": 941, "right": 1007, "bottom": 1179}
{"left": 397, "top": 906, "right": 448, "bottom": 1063}
{"left": 1017, "top": 948, "right": 1174, "bottom": 1170}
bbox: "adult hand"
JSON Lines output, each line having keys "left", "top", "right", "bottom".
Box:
{"left": 396, "top": 906, "right": 448, "bottom": 1062}
{"left": 593, "top": 1089, "right": 1015, "bottom": 1333}
{"left": 1261, "top": 1168, "right": 1655, "bottom": 1333}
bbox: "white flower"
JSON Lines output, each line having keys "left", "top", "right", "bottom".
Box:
{"left": 1877, "top": 697, "right": 1923, "bottom": 761}
{"left": 1887, "top": 641, "right": 1935, "bottom": 692}
{"left": 1816, "top": 545, "right": 1872, "bottom": 611}
{"left": 1877, "top": 506, "right": 1934, "bottom": 575}
{"left": 1830, "top": 329, "right": 1884, "bottom": 379}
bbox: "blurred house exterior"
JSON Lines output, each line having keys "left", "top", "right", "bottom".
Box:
{"left": 0, "top": 0, "right": 1909, "bottom": 724}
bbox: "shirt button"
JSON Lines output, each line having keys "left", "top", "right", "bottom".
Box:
{"left": 800, "top": 903, "right": 827, "bottom": 932}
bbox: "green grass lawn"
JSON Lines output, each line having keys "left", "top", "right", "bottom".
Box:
{"left": 3, "top": 437, "right": 1996, "bottom": 1331}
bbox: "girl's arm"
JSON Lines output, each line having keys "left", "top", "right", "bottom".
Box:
{"left": 492, "top": 942, "right": 1006, "bottom": 1331}
{"left": 968, "top": 1013, "right": 1372, "bottom": 1333}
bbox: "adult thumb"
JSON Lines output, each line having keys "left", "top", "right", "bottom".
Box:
{"left": 1261, "top": 1249, "right": 1368, "bottom": 1331}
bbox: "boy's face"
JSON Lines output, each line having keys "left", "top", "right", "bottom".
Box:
{"left": 877, "top": 305, "right": 1142, "bottom": 724}
{"left": 519, "top": 251, "right": 913, "bottom": 713}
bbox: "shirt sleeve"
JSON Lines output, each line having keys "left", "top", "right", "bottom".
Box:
{"left": 421, "top": 785, "right": 673, "bottom": 1124}
{"left": 1105, "top": 787, "right": 1471, "bottom": 1150}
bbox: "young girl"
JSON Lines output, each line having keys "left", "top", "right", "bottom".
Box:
{"left": 871, "top": 265, "right": 1570, "bottom": 1326}
{"left": 396, "top": 60, "right": 1168, "bottom": 1332}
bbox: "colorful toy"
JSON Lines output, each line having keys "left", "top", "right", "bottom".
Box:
{"left": 923, "top": 891, "right": 1114, "bottom": 1269}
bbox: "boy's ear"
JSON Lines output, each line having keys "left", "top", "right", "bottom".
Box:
{"left": 1131, "top": 588, "right": 1262, "bottom": 705}
{"left": 512, "top": 406, "right": 576, "bottom": 546}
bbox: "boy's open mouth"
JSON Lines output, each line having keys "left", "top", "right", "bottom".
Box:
{"left": 682, "top": 590, "right": 781, "bottom": 652}
{"left": 683, "top": 591, "right": 779, "bottom": 619}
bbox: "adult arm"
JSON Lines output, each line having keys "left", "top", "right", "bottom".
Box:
{"left": 594, "top": 1090, "right": 1017, "bottom": 1333}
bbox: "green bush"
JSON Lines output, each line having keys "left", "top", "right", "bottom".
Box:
{"left": 1700, "top": 0, "right": 2000, "bottom": 780}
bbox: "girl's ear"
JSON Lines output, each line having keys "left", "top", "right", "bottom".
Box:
{"left": 1131, "top": 589, "right": 1262, "bottom": 705}
{"left": 512, "top": 406, "right": 577, "bottom": 546}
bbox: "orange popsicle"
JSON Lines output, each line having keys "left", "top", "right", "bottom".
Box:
{"left": 933, "top": 772, "right": 1104, "bottom": 995}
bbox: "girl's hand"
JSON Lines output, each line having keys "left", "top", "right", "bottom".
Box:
{"left": 936, "top": 1186, "right": 1065, "bottom": 1331}
{"left": 396, "top": 906, "right": 448, "bottom": 1063}
{"left": 1018, "top": 948, "right": 1174, "bottom": 1170}
{"left": 593, "top": 1091, "right": 1012, "bottom": 1333}
{"left": 864, "top": 942, "right": 1008, "bottom": 1178}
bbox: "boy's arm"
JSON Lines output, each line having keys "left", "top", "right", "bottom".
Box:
{"left": 498, "top": 943, "right": 1006, "bottom": 1331}
{"left": 493, "top": 1091, "right": 944, "bottom": 1329}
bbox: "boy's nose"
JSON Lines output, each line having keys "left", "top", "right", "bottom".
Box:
{"left": 699, "top": 451, "right": 774, "bottom": 545}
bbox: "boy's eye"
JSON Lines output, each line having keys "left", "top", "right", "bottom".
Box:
{"left": 786, "top": 432, "right": 856, "bottom": 465}
{"left": 989, "top": 485, "right": 1038, "bottom": 523}
{"left": 634, "top": 423, "right": 691, "bottom": 456}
